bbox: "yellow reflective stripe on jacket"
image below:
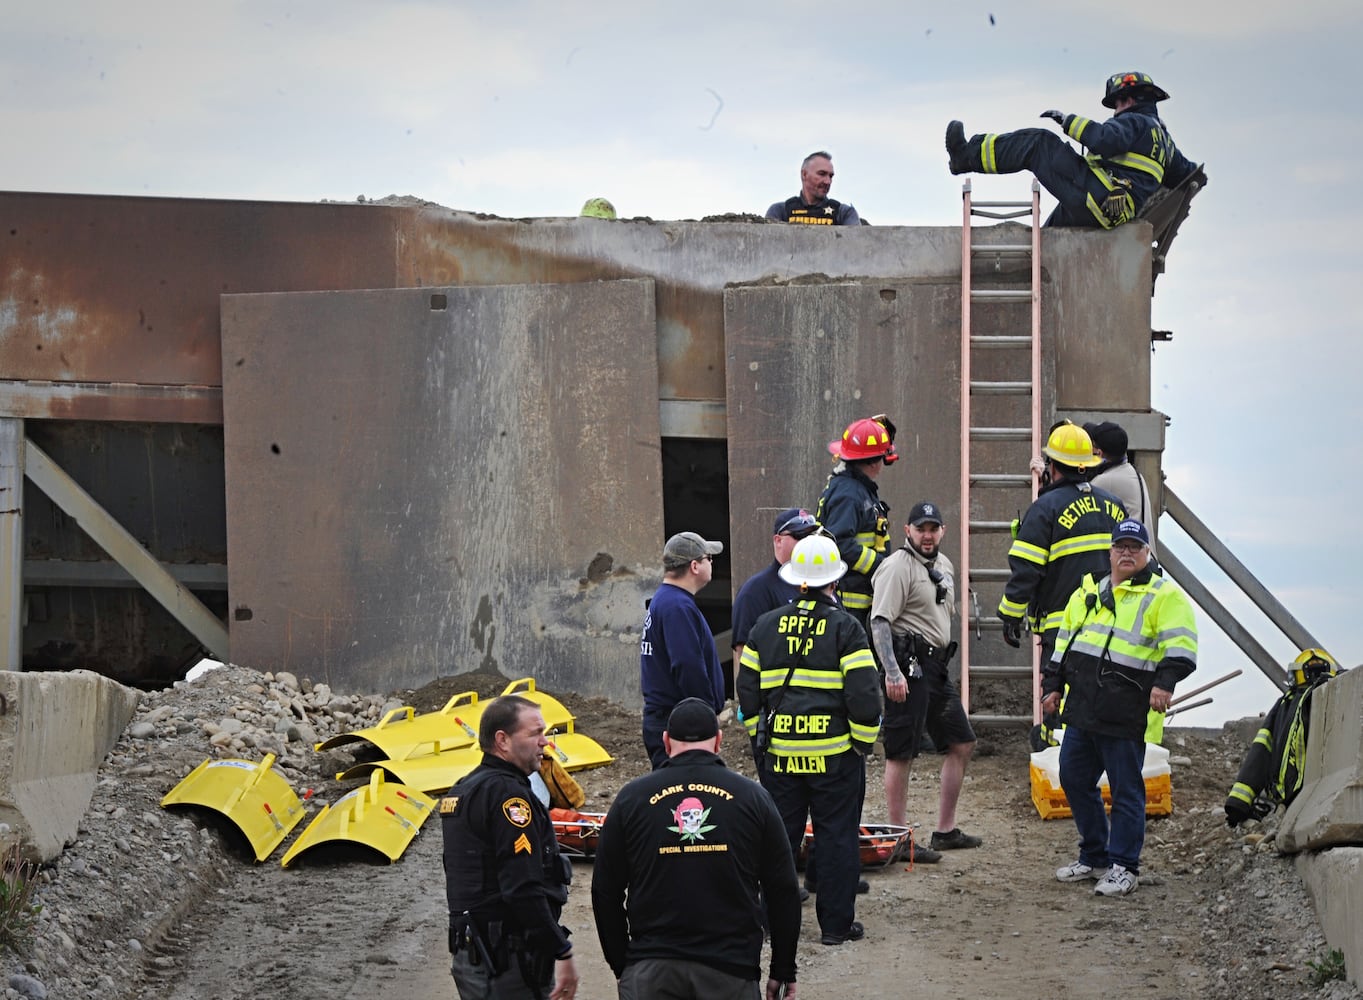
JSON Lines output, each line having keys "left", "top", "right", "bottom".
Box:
{"left": 852, "top": 531, "right": 880, "bottom": 574}
{"left": 998, "top": 596, "right": 1028, "bottom": 618}
{"left": 1106, "top": 151, "right": 1164, "bottom": 182}
{"left": 841, "top": 648, "right": 877, "bottom": 675}
{"left": 1007, "top": 538, "right": 1048, "bottom": 566}
{"left": 841, "top": 591, "right": 872, "bottom": 610}
{"left": 982, "top": 134, "right": 999, "bottom": 173}
{"left": 1227, "top": 781, "right": 1255, "bottom": 807}
{"left": 769, "top": 733, "right": 850, "bottom": 755}
{"left": 1049, "top": 533, "right": 1111, "bottom": 560}
{"left": 1253, "top": 727, "right": 1272, "bottom": 751}
{"left": 1066, "top": 116, "right": 1091, "bottom": 141}
{"left": 848, "top": 718, "right": 881, "bottom": 745}
{"left": 1038, "top": 608, "right": 1066, "bottom": 633}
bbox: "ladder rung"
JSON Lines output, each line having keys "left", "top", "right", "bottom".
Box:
{"left": 967, "top": 568, "right": 1011, "bottom": 581}
{"left": 972, "top": 243, "right": 1032, "bottom": 254}
{"left": 971, "top": 200, "right": 1032, "bottom": 208}
{"left": 968, "top": 617, "right": 1011, "bottom": 629}
{"left": 968, "top": 474, "right": 1032, "bottom": 487}
{"left": 968, "top": 714, "right": 1033, "bottom": 729}
{"left": 967, "top": 521, "right": 1015, "bottom": 532}
{"left": 967, "top": 665, "right": 1035, "bottom": 680}
{"left": 971, "top": 289, "right": 1032, "bottom": 302}
{"left": 970, "top": 381, "right": 1031, "bottom": 395}
{"left": 970, "top": 335, "right": 1032, "bottom": 349}
{"left": 970, "top": 427, "right": 1030, "bottom": 441}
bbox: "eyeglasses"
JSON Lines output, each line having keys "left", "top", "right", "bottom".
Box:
{"left": 776, "top": 511, "right": 819, "bottom": 536}
{"left": 694, "top": 554, "right": 713, "bottom": 563}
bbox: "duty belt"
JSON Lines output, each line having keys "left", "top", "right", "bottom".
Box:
{"left": 904, "top": 633, "right": 958, "bottom": 666}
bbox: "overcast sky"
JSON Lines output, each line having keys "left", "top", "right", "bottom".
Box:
{"left": 5, "top": 2, "right": 1359, "bottom": 725}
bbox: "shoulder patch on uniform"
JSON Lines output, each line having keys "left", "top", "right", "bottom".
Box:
{"left": 502, "top": 797, "right": 532, "bottom": 827}
{"left": 439, "top": 796, "right": 459, "bottom": 814}
{"left": 513, "top": 832, "right": 533, "bottom": 855}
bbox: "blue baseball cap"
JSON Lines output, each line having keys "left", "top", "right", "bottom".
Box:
{"left": 1111, "top": 519, "right": 1150, "bottom": 547}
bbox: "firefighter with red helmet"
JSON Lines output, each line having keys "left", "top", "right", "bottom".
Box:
{"left": 944, "top": 71, "right": 1200, "bottom": 228}
{"left": 815, "top": 415, "right": 899, "bottom": 631}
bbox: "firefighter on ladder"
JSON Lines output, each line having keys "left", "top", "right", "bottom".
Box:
{"left": 945, "top": 71, "right": 1200, "bottom": 228}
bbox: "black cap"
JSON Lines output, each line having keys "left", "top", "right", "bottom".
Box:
{"left": 1083, "top": 421, "right": 1128, "bottom": 459}
{"left": 666, "top": 698, "right": 720, "bottom": 742}
{"left": 908, "top": 501, "right": 945, "bottom": 527}
{"left": 773, "top": 507, "right": 819, "bottom": 538}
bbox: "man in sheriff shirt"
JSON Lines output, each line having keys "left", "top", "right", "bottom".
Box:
{"left": 592, "top": 698, "right": 801, "bottom": 1000}
{"left": 765, "top": 151, "right": 862, "bottom": 226}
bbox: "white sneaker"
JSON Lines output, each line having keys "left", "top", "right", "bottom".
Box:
{"left": 1055, "top": 860, "right": 1110, "bottom": 882}
{"left": 1093, "top": 864, "right": 1139, "bottom": 897}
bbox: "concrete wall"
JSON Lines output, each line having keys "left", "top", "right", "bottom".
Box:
{"left": 0, "top": 670, "right": 140, "bottom": 861}
{"left": 0, "top": 191, "right": 1163, "bottom": 700}
{"left": 1276, "top": 666, "right": 1363, "bottom": 983}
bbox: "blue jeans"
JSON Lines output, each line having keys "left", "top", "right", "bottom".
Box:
{"left": 1059, "top": 726, "right": 1146, "bottom": 873}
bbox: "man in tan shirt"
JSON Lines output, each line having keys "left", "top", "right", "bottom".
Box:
{"left": 869, "top": 501, "right": 981, "bottom": 857}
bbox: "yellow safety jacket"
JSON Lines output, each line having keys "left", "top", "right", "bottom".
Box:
{"left": 1045, "top": 569, "right": 1196, "bottom": 742}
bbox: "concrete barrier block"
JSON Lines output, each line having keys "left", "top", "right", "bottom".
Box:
{"left": 1296, "top": 847, "right": 1363, "bottom": 986}
{"left": 1279, "top": 667, "right": 1363, "bottom": 852}
{"left": 0, "top": 670, "right": 141, "bottom": 862}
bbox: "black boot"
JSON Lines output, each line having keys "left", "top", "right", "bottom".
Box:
{"left": 945, "top": 120, "right": 971, "bottom": 175}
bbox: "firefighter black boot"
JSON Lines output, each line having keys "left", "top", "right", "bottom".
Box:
{"left": 946, "top": 121, "right": 971, "bottom": 174}
{"left": 948, "top": 121, "right": 981, "bottom": 175}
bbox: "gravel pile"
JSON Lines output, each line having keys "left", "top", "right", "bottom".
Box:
{"left": 3, "top": 666, "right": 387, "bottom": 1000}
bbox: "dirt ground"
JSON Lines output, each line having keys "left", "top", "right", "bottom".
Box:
{"left": 10, "top": 667, "right": 1361, "bottom": 1000}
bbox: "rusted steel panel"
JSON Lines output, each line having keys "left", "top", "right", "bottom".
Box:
{"left": 0, "top": 381, "right": 223, "bottom": 424}
{"left": 0, "top": 191, "right": 416, "bottom": 386}
{"left": 724, "top": 280, "right": 962, "bottom": 593}
{"left": 221, "top": 279, "right": 664, "bottom": 700}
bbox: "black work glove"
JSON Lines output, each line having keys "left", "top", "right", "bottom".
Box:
{"left": 1000, "top": 618, "right": 1023, "bottom": 648}
{"left": 1225, "top": 799, "right": 1253, "bottom": 828}
{"left": 1039, "top": 109, "right": 1065, "bottom": 126}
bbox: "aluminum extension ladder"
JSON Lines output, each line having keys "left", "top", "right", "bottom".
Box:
{"left": 958, "top": 179, "right": 1042, "bottom": 729}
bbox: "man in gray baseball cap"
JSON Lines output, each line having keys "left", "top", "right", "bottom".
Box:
{"left": 641, "top": 531, "right": 727, "bottom": 768}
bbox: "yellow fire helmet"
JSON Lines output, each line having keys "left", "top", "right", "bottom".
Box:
{"left": 1290, "top": 647, "right": 1339, "bottom": 687}
{"left": 1042, "top": 420, "right": 1101, "bottom": 469}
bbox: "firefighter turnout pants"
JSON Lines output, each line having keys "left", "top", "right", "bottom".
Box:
{"left": 963, "top": 128, "right": 1119, "bottom": 228}
{"left": 762, "top": 749, "right": 863, "bottom": 938}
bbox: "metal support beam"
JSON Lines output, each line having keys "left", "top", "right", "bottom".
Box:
{"left": 1157, "top": 543, "right": 1288, "bottom": 692}
{"left": 1163, "top": 486, "right": 1320, "bottom": 653}
{"left": 23, "top": 437, "right": 230, "bottom": 662}
{"left": 0, "top": 419, "right": 22, "bottom": 669}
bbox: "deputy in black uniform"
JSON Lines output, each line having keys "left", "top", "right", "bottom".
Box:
{"left": 765, "top": 151, "right": 862, "bottom": 226}
{"left": 592, "top": 698, "right": 801, "bottom": 1000}
{"left": 945, "top": 71, "right": 1199, "bottom": 229}
{"left": 441, "top": 695, "right": 579, "bottom": 1000}
{"left": 738, "top": 534, "right": 882, "bottom": 947}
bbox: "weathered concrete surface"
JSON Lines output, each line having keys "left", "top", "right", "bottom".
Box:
{"left": 0, "top": 669, "right": 140, "bottom": 861}
{"left": 220, "top": 279, "right": 664, "bottom": 703}
{"left": 1297, "top": 847, "right": 1363, "bottom": 986}
{"left": 1279, "top": 666, "right": 1363, "bottom": 851}
{"left": 1256, "top": 648, "right": 1363, "bottom": 979}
